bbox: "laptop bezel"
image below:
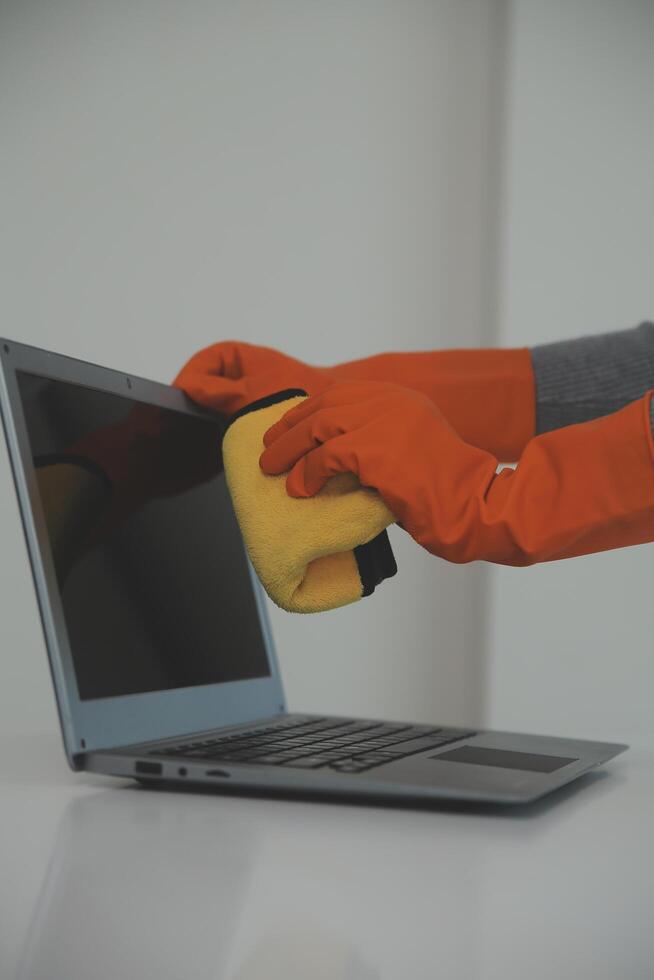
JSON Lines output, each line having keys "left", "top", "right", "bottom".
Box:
{"left": 0, "top": 338, "right": 286, "bottom": 764}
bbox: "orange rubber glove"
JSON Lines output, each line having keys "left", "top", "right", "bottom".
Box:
{"left": 259, "top": 381, "right": 654, "bottom": 565}
{"left": 174, "top": 341, "right": 534, "bottom": 461}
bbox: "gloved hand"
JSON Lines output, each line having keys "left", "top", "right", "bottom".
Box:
{"left": 259, "top": 381, "right": 654, "bottom": 565}
{"left": 174, "top": 340, "right": 535, "bottom": 460}
{"left": 222, "top": 390, "right": 396, "bottom": 613}
{"left": 174, "top": 342, "right": 330, "bottom": 419}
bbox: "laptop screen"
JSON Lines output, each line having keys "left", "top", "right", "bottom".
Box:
{"left": 16, "top": 371, "right": 271, "bottom": 701}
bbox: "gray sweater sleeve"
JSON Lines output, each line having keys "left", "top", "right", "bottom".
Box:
{"left": 531, "top": 321, "right": 654, "bottom": 435}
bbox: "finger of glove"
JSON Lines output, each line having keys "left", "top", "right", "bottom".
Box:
{"left": 173, "top": 341, "right": 247, "bottom": 386}
{"left": 175, "top": 373, "right": 248, "bottom": 414}
{"left": 263, "top": 382, "right": 394, "bottom": 448}
{"left": 260, "top": 404, "right": 372, "bottom": 475}
{"left": 285, "top": 434, "right": 361, "bottom": 497}
{"left": 263, "top": 404, "right": 309, "bottom": 448}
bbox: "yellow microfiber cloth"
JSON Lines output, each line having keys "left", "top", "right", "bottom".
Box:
{"left": 222, "top": 389, "right": 398, "bottom": 613}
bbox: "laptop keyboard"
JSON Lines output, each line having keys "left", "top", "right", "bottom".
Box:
{"left": 150, "top": 716, "right": 477, "bottom": 774}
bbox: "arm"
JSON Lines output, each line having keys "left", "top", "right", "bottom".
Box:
{"left": 532, "top": 320, "right": 654, "bottom": 434}
{"left": 259, "top": 381, "right": 654, "bottom": 567}
{"left": 175, "top": 321, "right": 654, "bottom": 460}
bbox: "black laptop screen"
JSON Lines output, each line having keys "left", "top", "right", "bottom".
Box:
{"left": 16, "top": 371, "right": 271, "bottom": 700}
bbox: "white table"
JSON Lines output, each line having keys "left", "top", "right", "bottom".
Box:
{"left": 1, "top": 731, "right": 652, "bottom": 980}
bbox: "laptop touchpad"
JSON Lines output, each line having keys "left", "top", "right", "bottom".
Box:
{"left": 431, "top": 746, "right": 578, "bottom": 773}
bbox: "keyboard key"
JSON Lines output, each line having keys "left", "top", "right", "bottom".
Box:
{"left": 249, "top": 754, "right": 292, "bottom": 764}
{"left": 375, "top": 736, "right": 455, "bottom": 756}
{"left": 329, "top": 761, "right": 370, "bottom": 773}
{"left": 273, "top": 737, "right": 316, "bottom": 746}
{"left": 281, "top": 756, "right": 331, "bottom": 769}
{"left": 353, "top": 739, "right": 397, "bottom": 749}
{"left": 326, "top": 735, "right": 369, "bottom": 745}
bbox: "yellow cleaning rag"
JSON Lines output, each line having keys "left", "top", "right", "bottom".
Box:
{"left": 222, "top": 389, "right": 397, "bottom": 613}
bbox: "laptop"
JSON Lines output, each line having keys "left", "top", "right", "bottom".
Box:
{"left": 0, "top": 337, "right": 627, "bottom": 806}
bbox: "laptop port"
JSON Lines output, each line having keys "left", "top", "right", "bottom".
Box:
{"left": 135, "top": 761, "right": 162, "bottom": 776}
{"left": 206, "top": 769, "right": 230, "bottom": 778}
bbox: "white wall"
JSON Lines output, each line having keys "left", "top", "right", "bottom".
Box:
{"left": 488, "top": 0, "right": 654, "bottom": 741}
{"left": 0, "top": 1, "right": 505, "bottom": 736}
